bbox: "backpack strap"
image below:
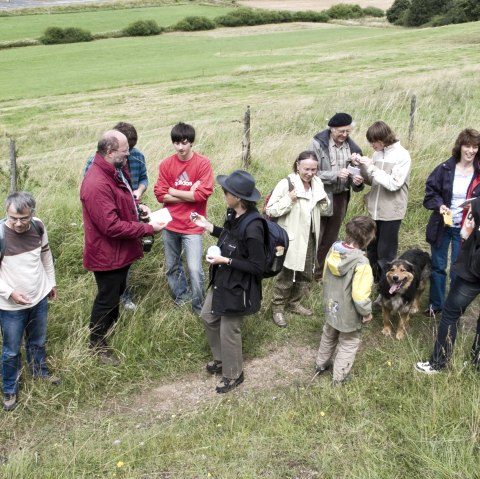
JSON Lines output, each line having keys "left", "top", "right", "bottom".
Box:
{"left": 0, "top": 218, "right": 44, "bottom": 265}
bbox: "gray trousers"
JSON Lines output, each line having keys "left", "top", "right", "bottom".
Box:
{"left": 316, "top": 322, "right": 361, "bottom": 382}
{"left": 201, "top": 291, "right": 244, "bottom": 380}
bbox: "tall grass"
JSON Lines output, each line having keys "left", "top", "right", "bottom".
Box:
{"left": 0, "top": 16, "right": 479, "bottom": 478}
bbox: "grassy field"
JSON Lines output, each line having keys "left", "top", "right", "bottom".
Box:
{"left": 0, "top": 4, "right": 234, "bottom": 42}
{"left": 0, "top": 5, "right": 479, "bottom": 477}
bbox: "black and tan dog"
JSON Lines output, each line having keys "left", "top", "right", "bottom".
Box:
{"left": 378, "top": 249, "right": 431, "bottom": 340}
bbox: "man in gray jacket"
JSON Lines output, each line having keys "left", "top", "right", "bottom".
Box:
{"left": 309, "top": 112, "right": 364, "bottom": 280}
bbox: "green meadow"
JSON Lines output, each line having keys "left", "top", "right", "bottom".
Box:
{"left": 0, "top": 3, "right": 479, "bottom": 477}
{"left": 0, "top": 4, "right": 234, "bottom": 42}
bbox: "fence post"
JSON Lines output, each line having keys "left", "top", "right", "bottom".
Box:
{"left": 408, "top": 94, "right": 416, "bottom": 147}
{"left": 241, "top": 106, "right": 251, "bottom": 169}
{"left": 9, "top": 138, "right": 17, "bottom": 193}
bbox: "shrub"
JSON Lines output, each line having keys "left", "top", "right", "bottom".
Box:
{"left": 362, "top": 7, "right": 385, "bottom": 17}
{"left": 122, "top": 20, "right": 163, "bottom": 37}
{"left": 174, "top": 16, "right": 216, "bottom": 31}
{"left": 325, "top": 4, "right": 365, "bottom": 19}
{"left": 215, "top": 8, "right": 270, "bottom": 27}
{"left": 386, "top": 0, "right": 411, "bottom": 24}
{"left": 291, "top": 10, "right": 330, "bottom": 23}
{"left": 40, "top": 26, "right": 93, "bottom": 45}
{"left": 405, "top": 0, "right": 451, "bottom": 27}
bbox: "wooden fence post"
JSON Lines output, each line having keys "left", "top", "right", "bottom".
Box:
{"left": 408, "top": 94, "right": 416, "bottom": 147}
{"left": 9, "top": 138, "right": 17, "bottom": 193}
{"left": 241, "top": 106, "right": 251, "bottom": 169}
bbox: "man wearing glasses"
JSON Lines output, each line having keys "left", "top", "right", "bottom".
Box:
{"left": 310, "top": 112, "right": 365, "bottom": 281}
{"left": 81, "top": 130, "right": 165, "bottom": 365}
{"left": 0, "top": 191, "right": 59, "bottom": 411}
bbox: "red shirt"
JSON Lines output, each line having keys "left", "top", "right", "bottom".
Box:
{"left": 154, "top": 152, "right": 214, "bottom": 234}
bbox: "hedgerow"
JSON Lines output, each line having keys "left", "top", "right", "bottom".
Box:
{"left": 39, "top": 26, "right": 93, "bottom": 45}
{"left": 174, "top": 16, "right": 216, "bottom": 32}
{"left": 122, "top": 19, "right": 163, "bottom": 36}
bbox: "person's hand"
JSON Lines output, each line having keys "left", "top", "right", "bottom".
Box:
{"left": 191, "top": 213, "right": 213, "bottom": 233}
{"left": 289, "top": 189, "right": 297, "bottom": 201}
{"left": 357, "top": 156, "right": 373, "bottom": 167}
{"left": 133, "top": 189, "right": 142, "bottom": 200}
{"left": 190, "top": 180, "right": 200, "bottom": 192}
{"left": 352, "top": 175, "right": 364, "bottom": 186}
{"left": 10, "top": 291, "right": 32, "bottom": 305}
{"left": 362, "top": 313, "right": 373, "bottom": 324}
{"left": 439, "top": 205, "right": 450, "bottom": 215}
{"left": 48, "top": 287, "right": 57, "bottom": 300}
{"left": 149, "top": 221, "right": 167, "bottom": 233}
{"left": 138, "top": 203, "right": 152, "bottom": 215}
{"left": 206, "top": 254, "right": 228, "bottom": 265}
{"left": 337, "top": 168, "right": 350, "bottom": 180}
{"left": 350, "top": 153, "right": 361, "bottom": 165}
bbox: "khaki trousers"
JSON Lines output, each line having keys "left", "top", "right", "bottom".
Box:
{"left": 316, "top": 322, "right": 361, "bottom": 382}
{"left": 201, "top": 291, "right": 244, "bottom": 380}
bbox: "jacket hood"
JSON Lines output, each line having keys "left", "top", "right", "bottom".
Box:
{"left": 325, "top": 241, "right": 367, "bottom": 277}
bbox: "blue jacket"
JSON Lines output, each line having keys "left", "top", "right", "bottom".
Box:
{"left": 424, "top": 156, "right": 480, "bottom": 247}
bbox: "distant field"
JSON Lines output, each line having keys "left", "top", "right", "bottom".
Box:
{"left": 239, "top": 0, "right": 393, "bottom": 11}
{"left": 0, "top": 4, "right": 233, "bottom": 41}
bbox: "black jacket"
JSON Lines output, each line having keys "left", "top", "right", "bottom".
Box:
{"left": 208, "top": 208, "right": 266, "bottom": 316}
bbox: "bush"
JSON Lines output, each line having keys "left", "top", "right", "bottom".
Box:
{"left": 291, "top": 10, "right": 330, "bottom": 23}
{"left": 386, "top": 0, "right": 411, "bottom": 24}
{"left": 362, "top": 7, "right": 385, "bottom": 17}
{"left": 215, "top": 8, "right": 272, "bottom": 27}
{"left": 122, "top": 20, "right": 163, "bottom": 37}
{"left": 174, "top": 16, "right": 216, "bottom": 31}
{"left": 325, "top": 3, "right": 365, "bottom": 19}
{"left": 405, "top": 0, "right": 451, "bottom": 26}
{"left": 39, "top": 26, "right": 93, "bottom": 45}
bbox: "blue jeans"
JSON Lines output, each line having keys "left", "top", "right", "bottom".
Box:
{"left": 162, "top": 230, "right": 205, "bottom": 314}
{"left": 0, "top": 296, "right": 49, "bottom": 395}
{"left": 431, "top": 276, "right": 480, "bottom": 369}
{"left": 429, "top": 227, "right": 461, "bottom": 310}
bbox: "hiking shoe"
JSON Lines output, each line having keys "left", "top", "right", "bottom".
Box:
{"left": 206, "top": 360, "right": 222, "bottom": 375}
{"left": 98, "top": 351, "right": 120, "bottom": 366}
{"left": 289, "top": 304, "right": 313, "bottom": 316}
{"left": 36, "top": 375, "right": 61, "bottom": 385}
{"left": 3, "top": 393, "right": 17, "bottom": 412}
{"left": 122, "top": 299, "right": 137, "bottom": 311}
{"left": 314, "top": 361, "right": 332, "bottom": 376}
{"left": 423, "top": 306, "right": 441, "bottom": 318}
{"left": 273, "top": 312, "right": 287, "bottom": 327}
{"left": 216, "top": 372, "right": 244, "bottom": 394}
{"left": 415, "top": 361, "right": 440, "bottom": 375}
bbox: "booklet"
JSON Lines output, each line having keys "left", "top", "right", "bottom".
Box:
{"left": 458, "top": 198, "right": 476, "bottom": 209}
{"left": 148, "top": 208, "right": 172, "bottom": 225}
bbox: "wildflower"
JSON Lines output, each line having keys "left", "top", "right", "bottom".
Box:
{"left": 320, "top": 411, "right": 325, "bottom": 417}
{"left": 116, "top": 461, "right": 125, "bottom": 468}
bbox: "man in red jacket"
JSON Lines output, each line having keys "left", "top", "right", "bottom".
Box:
{"left": 154, "top": 123, "right": 214, "bottom": 314}
{"left": 81, "top": 130, "right": 165, "bottom": 365}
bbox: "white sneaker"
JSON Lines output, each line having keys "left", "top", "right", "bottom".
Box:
{"left": 415, "top": 361, "right": 440, "bottom": 375}
{"left": 122, "top": 299, "right": 137, "bottom": 311}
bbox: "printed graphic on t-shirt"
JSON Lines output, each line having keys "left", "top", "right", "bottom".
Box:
{"left": 175, "top": 171, "right": 193, "bottom": 188}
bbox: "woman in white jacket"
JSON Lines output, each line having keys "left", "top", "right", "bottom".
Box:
{"left": 266, "top": 151, "right": 329, "bottom": 327}
{"left": 356, "top": 121, "right": 412, "bottom": 282}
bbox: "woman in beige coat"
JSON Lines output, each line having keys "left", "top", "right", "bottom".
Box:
{"left": 266, "top": 151, "right": 329, "bottom": 327}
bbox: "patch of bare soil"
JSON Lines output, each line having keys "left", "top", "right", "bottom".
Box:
{"left": 238, "top": 0, "right": 394, "bottom": 12}
{"left": 127, "top": 343, "right": 318, "bottom": 417}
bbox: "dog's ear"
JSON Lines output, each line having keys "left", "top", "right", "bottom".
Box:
{"left": 402, "top": 260, "right": 414, "bottom": 272}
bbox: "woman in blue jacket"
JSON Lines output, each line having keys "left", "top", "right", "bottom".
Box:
{"left": 423, "top": 128, "right": 480, "bottom": 317}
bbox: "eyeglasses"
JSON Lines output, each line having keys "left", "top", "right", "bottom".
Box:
{"left": 333, "top": 128, "right": 353, "bottom": 135}
{"left": 8, "top": 215, "right": 31, "bottom": 224}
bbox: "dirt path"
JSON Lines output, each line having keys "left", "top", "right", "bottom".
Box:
{"left": 126, "top": 342, "right": 318, "bottom": 417}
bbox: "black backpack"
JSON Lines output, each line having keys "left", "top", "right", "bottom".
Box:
{"left": 0, "top": 218, "right": 44, "bottom": 265}
{"left": 238, "top": 211, "right": 289, "bottom": 279}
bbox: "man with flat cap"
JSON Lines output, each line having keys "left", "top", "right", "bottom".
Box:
{"left": 309, "top": 112, "right": 365, "bottom": 281}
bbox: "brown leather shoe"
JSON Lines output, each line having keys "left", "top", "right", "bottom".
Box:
{"left": 273, "top": 312, "right": 287, "bottom": 327}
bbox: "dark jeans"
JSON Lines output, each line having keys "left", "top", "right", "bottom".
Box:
{"left": 90, "top": 266, "right": 130, "bottom": 348}
{"left": 431, "top": 276, "right": 480, "bottom": 369}
{"left": 367, "top": 219, "right": 402, "bottom": 283}
{"left": 315, "top": 191, "right": 349, "bottom": 277}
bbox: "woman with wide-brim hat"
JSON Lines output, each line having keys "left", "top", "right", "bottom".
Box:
{"left": 191, "top": 170, "right": 266, "bottom": 393}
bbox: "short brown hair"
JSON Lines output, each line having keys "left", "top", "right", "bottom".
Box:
{"left": 452, "top": 128, "right": 480, "bottom": 161}
{"left": 366, "top": 121, "right": 397, "bottom": 147}
{"left": 345, "top": 216, "right": 376, "bottom": 250}
{"left": 114, "top": 122, "right": 138, "bottom": 150}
